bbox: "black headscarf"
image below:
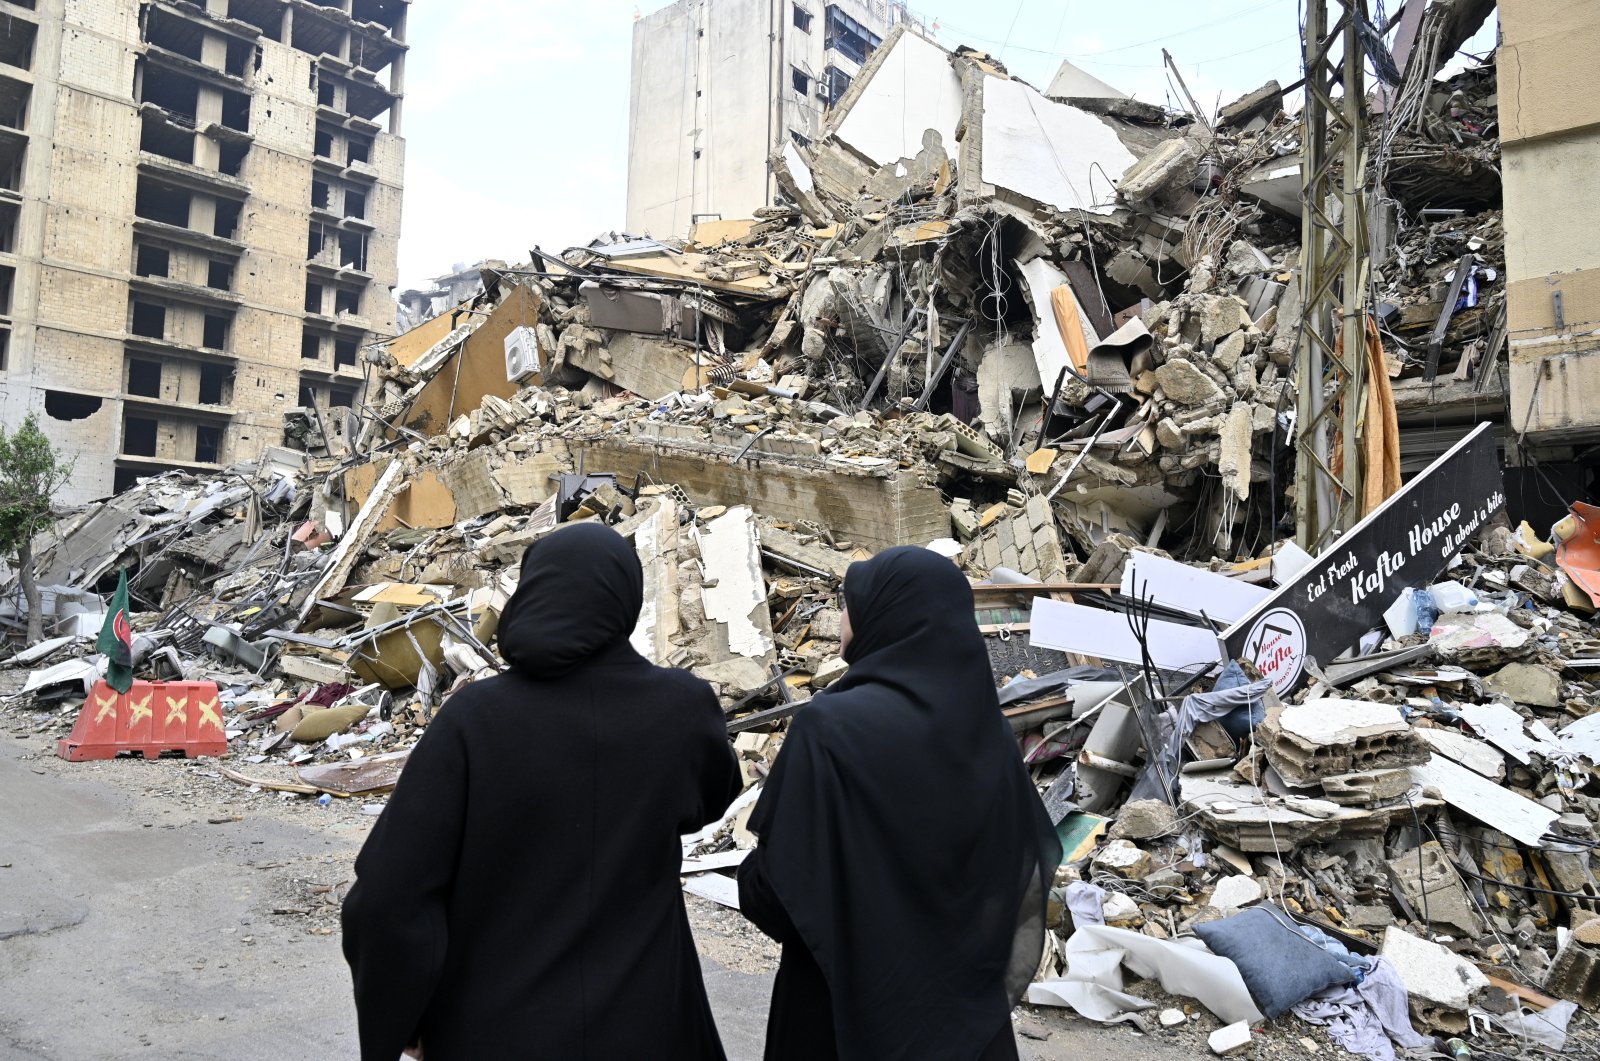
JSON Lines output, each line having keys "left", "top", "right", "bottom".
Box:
{"left": 496, "top": 522, "right": 644, "bottom": 678}
{"left": 747, "top": 547, "right": 1062, "bottom": 1061}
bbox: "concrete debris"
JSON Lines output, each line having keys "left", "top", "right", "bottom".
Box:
{"left": 3, "top": 20, "right": 1599, "bottom": 1061}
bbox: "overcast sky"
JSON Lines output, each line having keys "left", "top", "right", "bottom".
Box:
{"left": 396, "top": 0, "right": 1496, "bottom": 289}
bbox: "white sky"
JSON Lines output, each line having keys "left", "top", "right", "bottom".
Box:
{"left": 396, "top": 0, "right": 1498, "bottom": 289}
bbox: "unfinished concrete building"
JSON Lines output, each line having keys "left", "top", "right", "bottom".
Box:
{"left": 626, "top": 0, "right": 916, "bottom": 239}
{"left": 0, "top": 0, "right": 406, "bottom": 502}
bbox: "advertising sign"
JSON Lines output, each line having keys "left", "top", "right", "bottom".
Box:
{"left": 1223, "top": 423, "right": 1506, "bottom": 695}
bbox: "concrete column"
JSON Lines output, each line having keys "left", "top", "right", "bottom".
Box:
{"left": 200, "top": 30, "right": 227, "bottom": 71}
{"left": 196, "top": 85, "right": 223, "bottom": 125}
{"left": 193, "top": 132, "right": 221, "bottom": 170}
{"left": 388, "top": 52, "right": 404, "bottom": 134}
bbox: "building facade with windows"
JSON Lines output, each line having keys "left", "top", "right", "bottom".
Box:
{"left": 0, "top": 0, "right": 406, "bottom": 501}
{"left": 626, "top": 0, "right": 913, "bottom": 240}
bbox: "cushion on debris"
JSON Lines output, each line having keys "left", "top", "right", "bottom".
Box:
{"left": 1192, "top": 903, "right": 1356, "bottom": 1019}
{"left": 288, "top": 702, "right": 370, "bottom": 743}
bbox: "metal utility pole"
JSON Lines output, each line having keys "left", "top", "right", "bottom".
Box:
{"left": 1295, "top": 0, "right": 1370, "bottom": 553}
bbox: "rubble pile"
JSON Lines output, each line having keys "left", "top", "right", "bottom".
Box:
{"left": 3, "top": 10, "right": 1598, "bottom": 1059}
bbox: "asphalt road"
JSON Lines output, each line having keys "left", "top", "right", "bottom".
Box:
{"left": 0, "top": 736, "right": 1187, "bottom": 1061}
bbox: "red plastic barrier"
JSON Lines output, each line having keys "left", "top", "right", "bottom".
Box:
{"left": 56, "top": 680, "right": 228, "bottom": 762}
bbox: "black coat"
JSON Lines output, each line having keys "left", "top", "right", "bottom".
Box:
{"left": 343, "top": 523, "right": 743, "bottom": 1061}
{"left": 739, "top": 547, "right": 1061, "bottom": 1061}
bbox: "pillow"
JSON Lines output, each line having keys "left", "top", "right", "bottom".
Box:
{"left": 1193, "top": 904, "right": 1358, "bottom": 1019}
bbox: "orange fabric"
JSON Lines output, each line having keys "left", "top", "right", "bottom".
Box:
{"left": 1331, "top": 317, "right": 1403, "bottom": 517}
{"left": 1050, "top": 285, "right": 1092, "bottom": 374}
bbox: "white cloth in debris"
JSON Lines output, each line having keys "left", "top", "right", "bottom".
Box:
{"left": 1291, "top": 957, "right": 1432, "bottom": 1061}
{"left": 1064, "top": 882, "right": 1106, "bottom": 928}
{"left": 1027, "top": 926, "right": 1262, "bottom": 1026}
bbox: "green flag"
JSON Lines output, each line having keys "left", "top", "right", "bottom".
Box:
{"left": 96, "top": 569, "right": 135, "bottom": 695}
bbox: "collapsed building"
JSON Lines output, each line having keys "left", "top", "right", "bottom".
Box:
{"left": 5, "top": 3, "right": 1600, "bottom": 1057}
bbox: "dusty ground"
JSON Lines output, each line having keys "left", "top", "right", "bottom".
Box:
{"left": 1, "top": 699, "right": 1365, "bottom": 1061}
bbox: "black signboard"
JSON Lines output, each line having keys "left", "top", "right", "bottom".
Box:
{"left": 1224, "top": 422, "right": 1506, "bottom": 695}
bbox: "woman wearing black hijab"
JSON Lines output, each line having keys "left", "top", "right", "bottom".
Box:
{"left": 343, "top": 522, "right": 742, "bottom": 1061}
{"left": 737, "top": 546, "right": 1062, "bottom": 1061}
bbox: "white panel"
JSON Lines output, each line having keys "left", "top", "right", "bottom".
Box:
{"left": 1029, "top": 598, "right": 1223, "bottom": 672}
{"left": 835, "top": 31, "right": 964, "bottom": 167}
{"left": 1121, "top": 552, "right": 1272, "bottom": 625}
{"left": 981, "top": 77, "right": 1138, "bottom": 215}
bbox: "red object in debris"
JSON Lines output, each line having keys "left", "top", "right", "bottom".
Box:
{"left": 1556, "top": 502, "right": 1600, "bottom": 608}
{"left": 56, "top": 680, "right": 228, "bottom": 762}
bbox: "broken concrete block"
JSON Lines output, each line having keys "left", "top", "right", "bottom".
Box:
{"left": 1159, "top": 1008, "right": 1187, "bottom": 1027}
{"left": 811, "top": 656, "right": 848, "bottom": 690}
{"left": 1091, "top": 839, "right": 1151, "bottom": 880}
{"left": 1258, "top": 698, "right": 1428, "bottom": 789}
{"left": 1217, "top": 403, "right": 1254, "bottom": 503}
{"left": 1208, "top": 1021, "right": 1252, "bottom": 1055}
{"left": 1155, "top": 358, "right": 1225, "bottom": 406}
{"left": 1118, "top": 136, "right": 1203, "bottom": 202}
{"left": 1223, "top": 239, "right": 1272, "bottom": 279}
{"left": 1110, "top": 799, "right": 1179, "bottom": 841}
{"left": 1210, "top": 875, "right": 1263, "bottom": 912}
{"left": 1212, "top": 330, "right": 1248, "bottom": 370}
{"left": 1483, "top": 662, "right": 1562, "bottom": 709}
{"left": 1384, "top": 841, "right": 1484, "bottom": 937}
{"left": 1429, "top": 613, "right": 1533, "bottom": 667}
{"left": 1382, "top": 925, "right": 1489, "bottom": 1013}
{"left": 1544, "top": 939, "right": 1600, "bottom": 1009}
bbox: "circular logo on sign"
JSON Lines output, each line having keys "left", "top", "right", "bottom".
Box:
{"left": 1242, "top": 608, "right": 1307, "bottom": 695}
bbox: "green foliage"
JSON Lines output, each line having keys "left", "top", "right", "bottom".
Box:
{"left": 0, "top": 413, "right": 74, "bottom": 556}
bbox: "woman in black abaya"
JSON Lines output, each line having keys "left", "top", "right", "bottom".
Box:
{"left": 343, "top": 523, "right": 742, "bottom": 1061}
{"left": 738, "top": 546, "right": 1062, "bottom": 1061}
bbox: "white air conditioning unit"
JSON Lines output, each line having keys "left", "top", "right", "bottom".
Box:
{"left": 504, "top": 326, "right": 540, "bottom": 384}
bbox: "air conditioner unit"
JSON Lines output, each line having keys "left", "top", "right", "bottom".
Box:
{"left": 504, "top": 326, "right": 540, "bottom": 384}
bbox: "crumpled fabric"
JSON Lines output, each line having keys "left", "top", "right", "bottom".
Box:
{"left": 1128, "top": 672, "right": 1272, "bottom": 804}
{"left": 1065, "top": 882, "right": 1106, "bottom": 929}
{"left": 1292, "top": 957, "right": 1432, "bottom": 1061}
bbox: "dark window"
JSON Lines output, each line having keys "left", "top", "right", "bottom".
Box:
{"left": 315, "top": 128, "right": 334, "bottom": 158}
{"left": 0, "top": 328, "right": 8, "bottom": 371}
{"left": 43, "top": 391, "right": 102, "bottom": 421}
{"left": 311, "top": 180, "right": 331, "bottom": 209}
{"left": 338, "top": 231, "right": 367, "bottom": 271}
{"left": 305, "top": 281, "right": 323, "bottom": 313}
{"left": 346, "top": 135, "right": 372, "bottom": 165}
{"left": 135, "top": 179, "right": 189, "bottom": 227}
{"left": 793, "top": 5, "right": 813, "bottom": 32}
{"left": 824, "top": 5, "right": 881, "bottom": 65}
{"left": 194, "top": 424, "right": 222, "bottom": 463}
{"left": 823, "top": 65, "right": 853, "bottom": 104}
{"left": 124, "top": 416, "right": 159, "bottom": 456}
{"left": 225, "top": 39, "right": 253, "bottom": 78}
{"left": 203, "top": 314, "right": 229, "bottom": 350}
{"left": 199, "top": 363, "right": 230, "bottom": 405}
{"left": 344, "top": 189, "right": 366, "bottom": 220}
{"left": 218, "top": 140, "right": 249, "bottom": 177}
{"left": 329, "top": 384, "right": 356, "bottom": 409}
{"left": 301, "top": 329, "right": 321, "bottom": 360}
{"left": 207, "top": 260, "right": 233, "bottom": 290}
{"left": 131, "top": 302, "right": 166, "bottom": 339}
{"left": 0, "top": 263, "right": 12, "bottom": 314}
{"left": 308, "top": 226, "right": 327, "bottom": 259}
{"left": 318, "top": 79, "right": 336, "bottom": 107}
{"left": 0, "top": 200, "right": 16, "bottom": 253}
{"left": 0, "top": 18, "right": 37, "bottom": 70}
{"left": 127, "top": 359, "right": 163, "bottom": 398}
{"left": 334, "top": 338, "right": 359, "bottom": 367}
{"left": 334, "top": 288, "right": 360, "bottom": 315}
{"left": 297, "top": 383, "right": 317, "bottom": 407}
{"left": 791, "top": 68, "right": 810, "bottom": 95}
{"left": 220, "top": 89, "right": 250, "bottom": 132}
{"left": 214, "top": 199, "right": 242, "bottom": 240}
{"left": 139, "top": 117, "right": 193, "bottom": 164}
